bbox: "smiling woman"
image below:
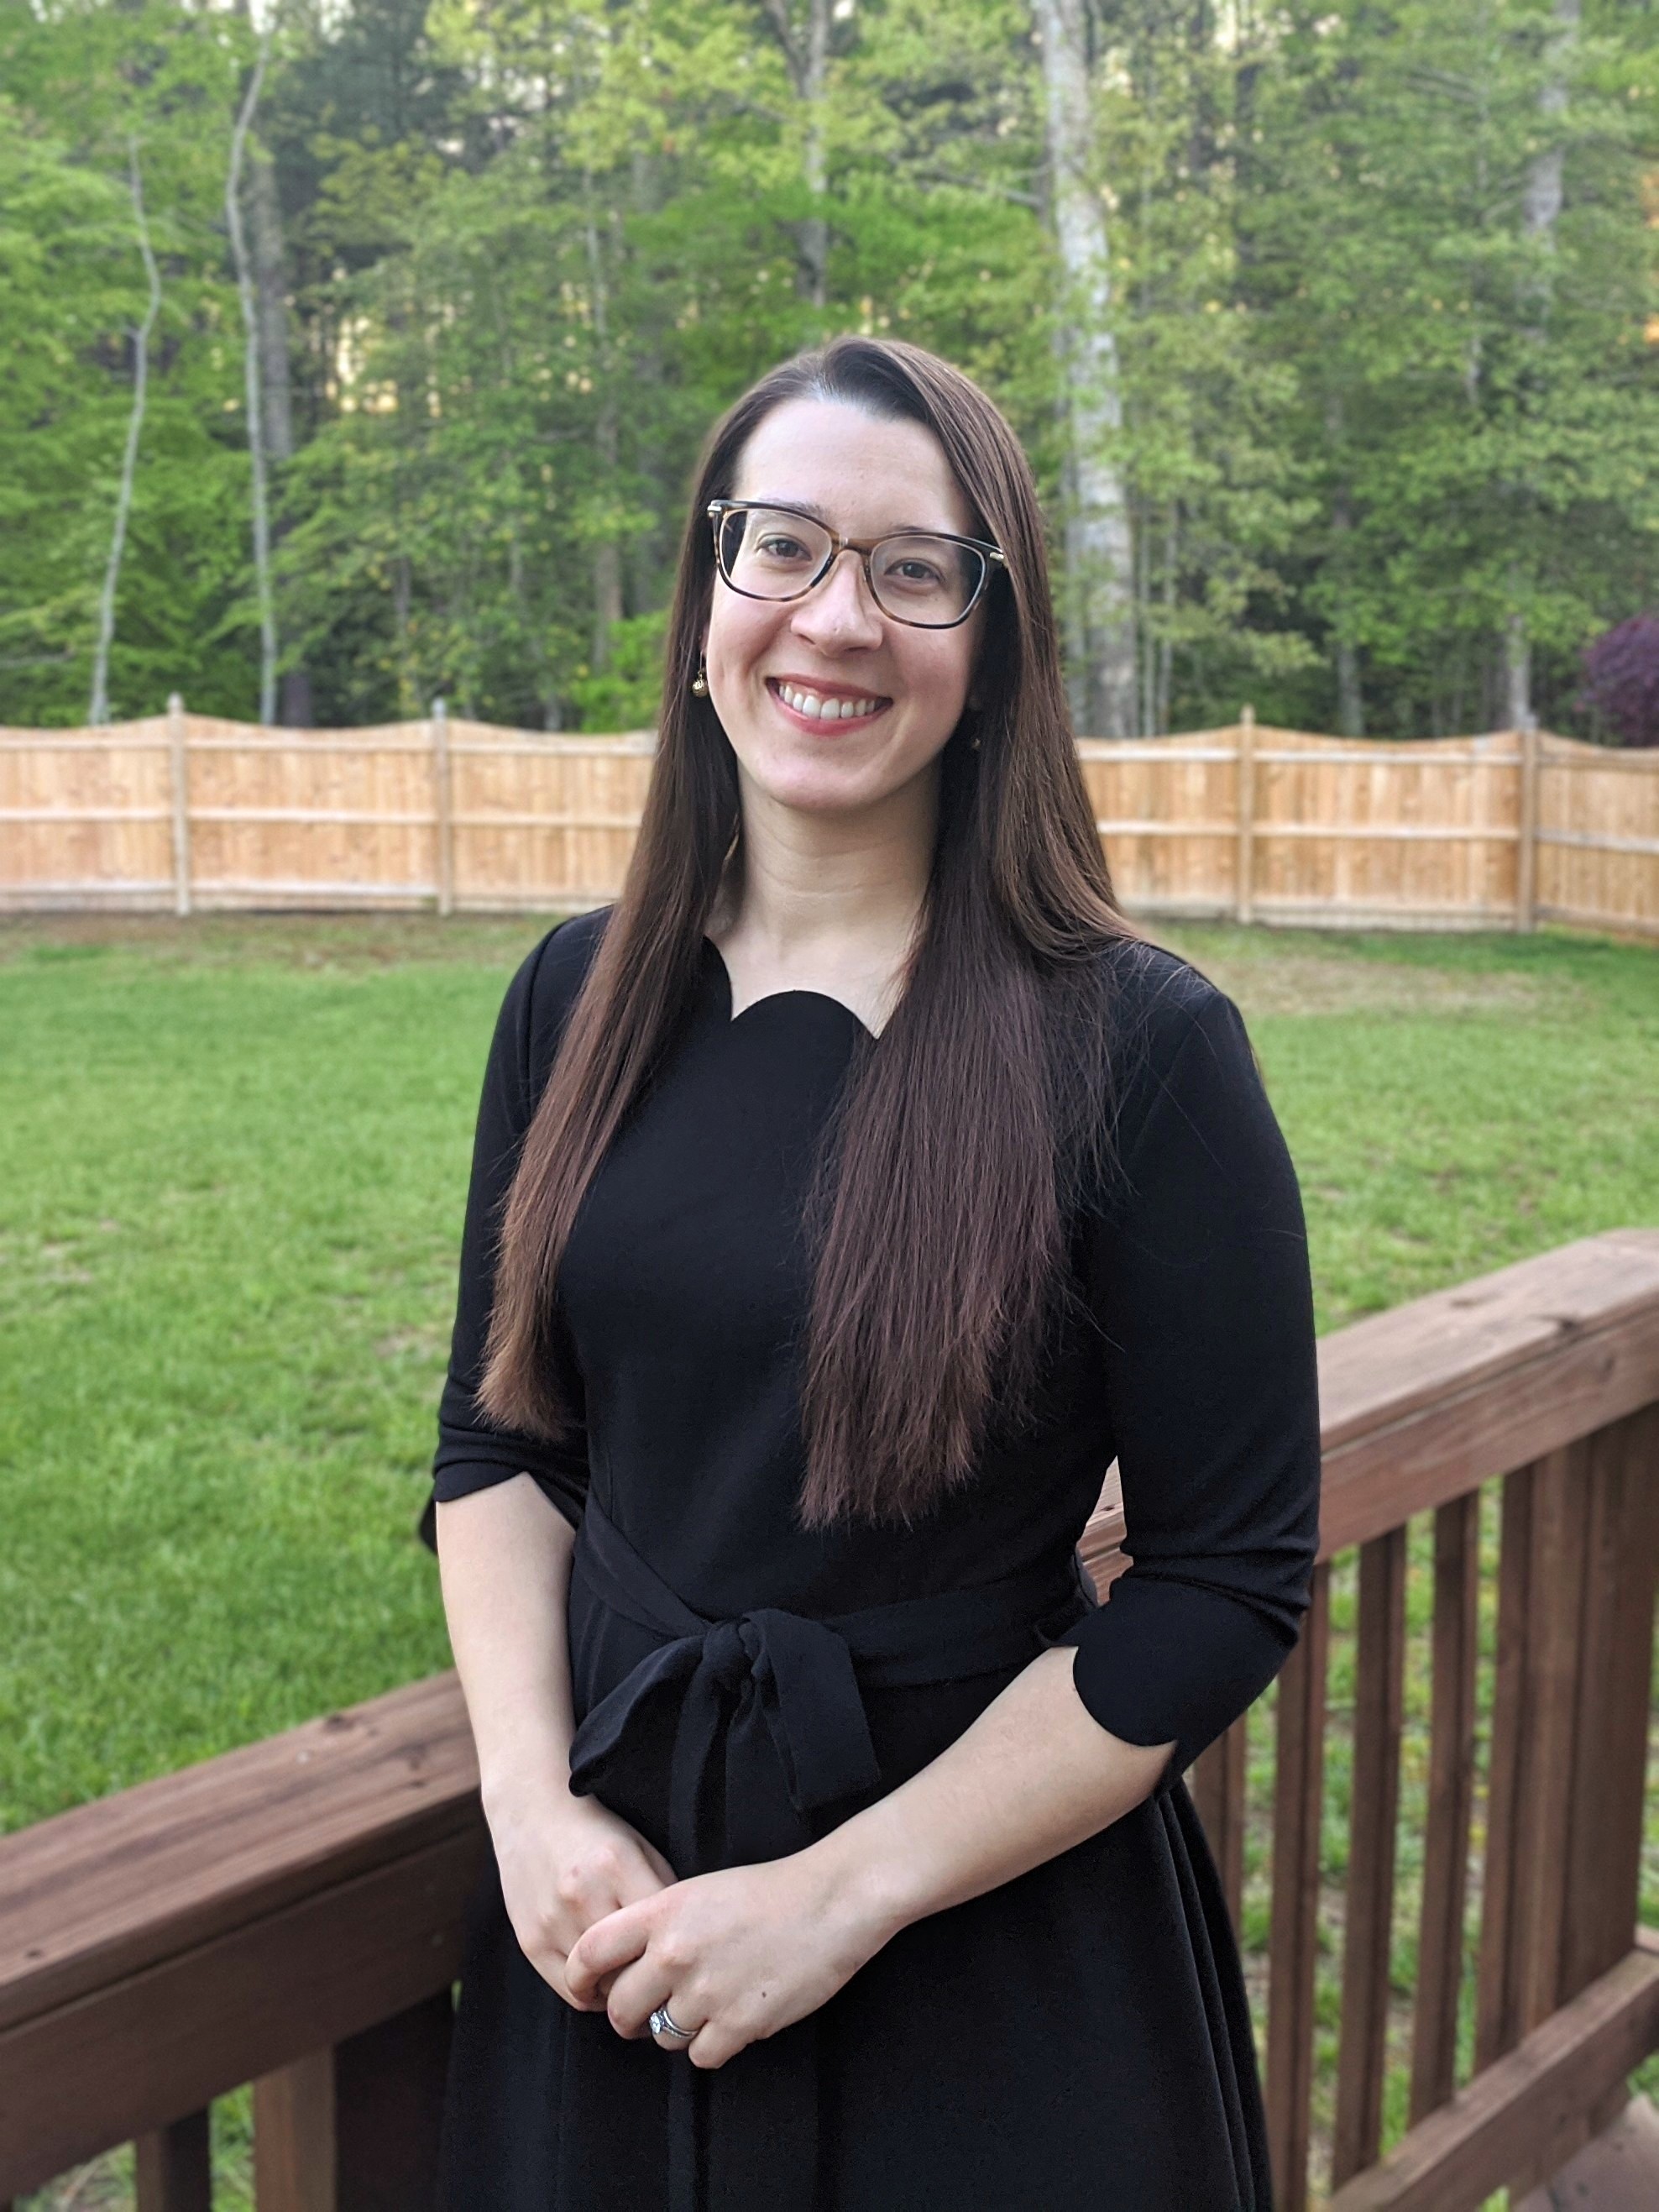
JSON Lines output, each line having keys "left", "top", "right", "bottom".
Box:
{"left": 427, "top": 337, "right": 1320, "bottom": 2211}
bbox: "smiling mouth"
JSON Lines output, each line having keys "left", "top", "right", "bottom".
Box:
{"left": 767, "top": 677, "right": 892, "bottom": 727}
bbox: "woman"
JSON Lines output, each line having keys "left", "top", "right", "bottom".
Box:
{"left": 427, "top": 335, "right": 1320, "bottom": 2211}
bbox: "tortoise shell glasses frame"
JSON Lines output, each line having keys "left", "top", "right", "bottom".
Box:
{"left": 705, "top": 499, "right": 1007, "bottom": 631}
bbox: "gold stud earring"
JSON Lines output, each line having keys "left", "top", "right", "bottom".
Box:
{"left": 690, "top": 656, "right": 709, "bottom": 697}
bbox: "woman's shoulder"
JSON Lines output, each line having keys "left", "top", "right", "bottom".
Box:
{"left": 524, "top": 903, "right": 613, "bottom": 999}
{"left": 1093, "top": 930, "right": 1241, "bottom": 1062}
{"left": 1083, "top": 931, "right": 1266, "bottom": 1174}
{"left": 496, "top": 904, "right": 615, "bottom": 1077}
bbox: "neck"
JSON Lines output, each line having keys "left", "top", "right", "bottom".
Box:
{"left": 716, "top": 758, "right": 939, "bottom": 962}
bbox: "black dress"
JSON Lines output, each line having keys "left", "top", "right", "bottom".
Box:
{"left": 426, "top": 907, "right": 1321, "bottom": 2212}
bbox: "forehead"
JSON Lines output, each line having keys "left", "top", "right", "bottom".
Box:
{"left": 730, "top": 397, "right": 975, "bottom": 537}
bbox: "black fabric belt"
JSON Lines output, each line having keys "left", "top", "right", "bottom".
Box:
{"left": 566, "top": 1492, "right": 1093, "bottom": 2212}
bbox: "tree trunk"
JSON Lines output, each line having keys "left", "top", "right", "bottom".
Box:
{"left": 801, "top": 0, "right": 829, "bottom": 313}
{"left": 248, "top": 139, "right": 312, "bottom": 726}
{"left": 1505, "top": 600, "right": 1532, "bottom": 731}
{"left": 1337, "top": 638, "right": 1363, "bottom": 739}
{"left": 625, "top": 150, "right": 667, "bottom": 613}
{"left": 226, "top": 31, "right": 278, "bottom": 725}
{"left": 1505, "top": 0, "right": 1579, "bottom": 731}
{"left": 1034, "top": 0, "right": 1137, "bottom": 738}
{"left": 90, "top": 138, "right": 161, "bottom": 726}
{"left": 584, "top": 197, "right": 623, "bottom": 674}
{"left": 1156, "top": 507, "right": 1175, "bottom": 736}
{"left": 761, "top": 0, "right": 832, "bottom": 315}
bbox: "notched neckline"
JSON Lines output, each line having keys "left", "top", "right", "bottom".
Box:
{"left": 700, "top": 936, "right": 879, "bottom": 1040}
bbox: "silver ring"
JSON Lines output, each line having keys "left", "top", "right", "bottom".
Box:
{"left": 649, "top": 2004, "right": 694, "bottom": 2042}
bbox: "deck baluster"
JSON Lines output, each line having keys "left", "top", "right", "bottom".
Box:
{"left": 1188, "top": 1715, "right": 1248, "bottom": 1928}
{"left": 136, "top": 2110, "right": 212, "bottom": 2211}
{"left": 1265, "top": 1561, "right": 1331, "bottom": 2212}
{"left": 254, "top": 1992, "right": 453, "bottom": 2212}
{"left": 1332, "top": 1527, "right": 1408, "bottom": 2185}
{"left": 1409, "top": 1491, "right": 1480, "bottom": 2124}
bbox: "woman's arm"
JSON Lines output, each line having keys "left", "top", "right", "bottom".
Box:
{"left": 439, "top": 1476, "right": 678, "bottom": 2015}
{"left": 437, "top": 1474, "right": 580, "bottom": 1823}
{"left": 815, "top": 1648, "right": 1170, "bottom": 1924}
{"left": 821, "top": 974, "right": 1318, "bottom": 1925}
{"left": 431, "top": 920, "right": 674, "bottom": 2009}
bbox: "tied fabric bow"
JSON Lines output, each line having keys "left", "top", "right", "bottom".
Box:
{"left": 571, "top": 1605, "right": 885, "bottom": 1875}
{"left": 563, "top": 1495, "right": 1091, "bottom": 2211}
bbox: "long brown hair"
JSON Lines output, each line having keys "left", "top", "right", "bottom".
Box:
{"left": 481, "top": 335, "right": 1147, "bottom": 1528}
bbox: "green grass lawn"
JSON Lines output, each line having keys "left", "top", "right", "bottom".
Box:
{"left": 2, "top": 910, "right": 1655, "bottom": 2208}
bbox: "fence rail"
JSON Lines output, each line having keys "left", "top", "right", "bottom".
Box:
{"left": 3, "top": 1229, "right": 1656, "bottom": 2209}
{"left": 2, "top": 705, "right": 1655, "bottom": 937}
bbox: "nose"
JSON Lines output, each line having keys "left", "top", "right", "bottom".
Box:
{"left": 790, "top": 548, "right": 885, "bottom": 652}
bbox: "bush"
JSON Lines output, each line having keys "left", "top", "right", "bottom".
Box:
{"left": 1578, "top": 615, "right": 1659, "bottom": 747}
{"left": 567, "top": 611, "right": 669, "bottom": 733}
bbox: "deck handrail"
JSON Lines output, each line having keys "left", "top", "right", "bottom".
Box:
{"left": 3, "top": 1228, "right": 1657, "bottom": 2209}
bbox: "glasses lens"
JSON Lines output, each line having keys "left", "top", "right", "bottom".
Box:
{"left": 719, "top": 507, "right": 832, "bottom": 599}
{"left": 871, "top": 536, "right": 985, "bottom": 626}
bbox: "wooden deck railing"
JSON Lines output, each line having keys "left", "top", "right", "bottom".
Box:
{"left": 3, "top": 1229, "right": 1657, "bottom": 2209}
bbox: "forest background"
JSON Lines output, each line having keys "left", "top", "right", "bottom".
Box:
{"left": 3, "top": 0, "right": 1656, "bottom": 747}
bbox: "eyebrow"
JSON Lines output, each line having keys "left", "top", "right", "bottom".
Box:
{"left": 747, "top": 497, "right": 955, "bottom": 537}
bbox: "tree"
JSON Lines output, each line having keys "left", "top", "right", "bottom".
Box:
{"left": 1034, "top": 0, "right": 1137, "bottom": 736}
{"left": 225, "top": 28, "right": 277, "bottom": 723}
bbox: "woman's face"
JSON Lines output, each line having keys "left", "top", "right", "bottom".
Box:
{"left": 702, "top": 396, "right": 986, "bottom": 820}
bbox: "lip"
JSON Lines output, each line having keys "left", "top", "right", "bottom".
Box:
{"left": 765, "top": 676, "right": 893, "bottom": 735}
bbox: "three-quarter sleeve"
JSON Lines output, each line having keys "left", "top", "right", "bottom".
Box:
{"left": 1055, "top": 969, "right": 1321, "bottom": 1785}
{"left": 421, "top": 923, "right": 592, "bottom": 1548}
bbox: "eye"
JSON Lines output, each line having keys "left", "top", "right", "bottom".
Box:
{"left": 755, "top": 532, "right": 814, "bottom": 561}
{"left": 889, "top": 557, "right": 946, "bottom": 585}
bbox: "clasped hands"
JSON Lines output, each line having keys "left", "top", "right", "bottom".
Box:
{"left": 488, "top": 1787, "right": 894, "bottom": 2071}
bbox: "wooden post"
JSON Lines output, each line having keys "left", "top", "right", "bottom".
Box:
{"left": 136, "top": 2109, "right": 212, "bottom": 2211}
{"left": 1235, "top": 705, "right": 1257, "bottom": 925}
{"left": 1189, "top": 1717, "right": 1247, "bottom": 1928}
{"left": 431, "top": 697, "right": 454, "bottom": 918}
{"left": 254, "top": 1992, "right": 453, "bottom": 2212}
{"left": 1410, "top": 1490, "right": 1481, "bottom": 2123}
{"left": 1332, "top": 1526, "right": 1408, "bottom": 2187}
{"left": 1266, "top": 1561, "right": 1330, "bottom": 2212}
{"left": 1515, "top": 718, "right": 1539, "bottom": 932}
{"left": 167, "top": 692, "right": 191, "bottom": 918}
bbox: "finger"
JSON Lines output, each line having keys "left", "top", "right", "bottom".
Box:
{"left": 604, "top": 1956, "right": 675, "bottom": 2041}
{"left": 638, "top": 1839, "right": 678, "bottom": 1889}
{"left": 615, "top": 1848, "right": 677, "bottom": 1907}
{"left": 527, "top": 1947, "right": 604, "bottom": 2014}
{"left": 566, "top": 1900, "right": 650, "bottom": 1999}
{"left": 688, "top": 2022, "right": 740, "bottom": 2071}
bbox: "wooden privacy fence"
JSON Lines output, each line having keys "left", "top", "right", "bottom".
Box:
{"left": 2, "top": 1228, "right": 1656, "bottom": 2210}
{"left": 2, "top": 703, "right": 1656, "bottom": 937}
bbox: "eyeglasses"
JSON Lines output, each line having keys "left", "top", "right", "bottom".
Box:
{"left": 707, "top": 500, "right": 1006, "bottom": 629}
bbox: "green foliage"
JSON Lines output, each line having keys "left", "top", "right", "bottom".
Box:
{"left": 568, "top": 609, "right": 670, "bottom": 730}
{"left": 2, "top": 0, "right": 1656, "bottom": 735}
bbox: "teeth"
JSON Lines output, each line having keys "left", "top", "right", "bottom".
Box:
{"left": 778, "top": 683, "right": 884, "bottom": 721}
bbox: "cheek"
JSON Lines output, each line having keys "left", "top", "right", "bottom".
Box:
{"left": 898, "top": 642, "right": 975, "bottom": 742}
{"left": 705, "top": 595, "right": 782, "bottom": 679}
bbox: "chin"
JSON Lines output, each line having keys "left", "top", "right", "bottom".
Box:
{"left": 751, "top": 765, "right": 882, "bottom": 815}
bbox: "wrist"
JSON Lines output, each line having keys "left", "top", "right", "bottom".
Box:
{"left": 809, "top": 1805, "right": 929, "bottom": 1949}
{"left": 478, "top": 1758, "right": 578, "bottom": 1835}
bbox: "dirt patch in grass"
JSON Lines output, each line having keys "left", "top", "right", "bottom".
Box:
{"left": 1144, "top": 927, "right": 1573, "bottom": 1020}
